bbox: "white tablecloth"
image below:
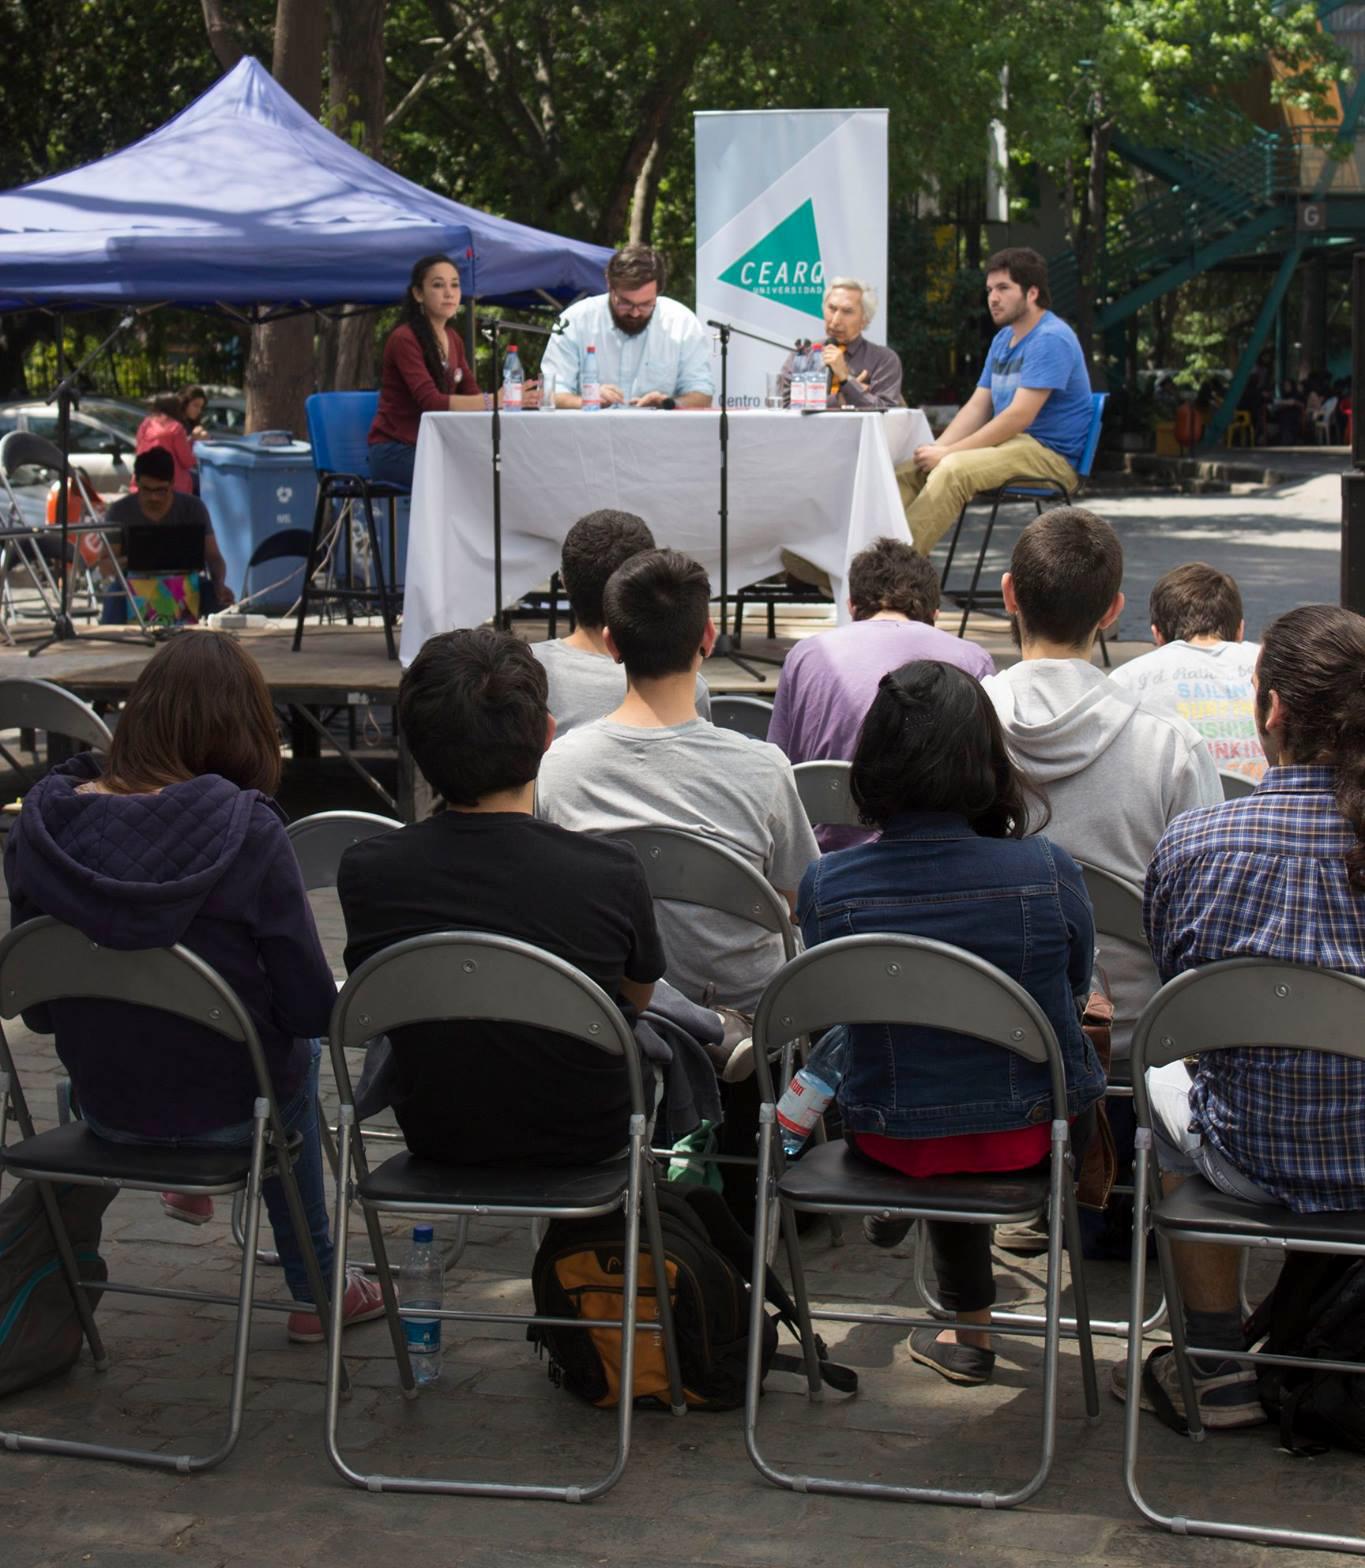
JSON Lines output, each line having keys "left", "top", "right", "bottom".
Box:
{"left": 399, "top": 407, "right": 932, "bottom": 664}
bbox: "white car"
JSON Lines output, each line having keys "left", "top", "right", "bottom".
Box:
{"left": 0, "top": 400, "right": 137, "bottom": 494}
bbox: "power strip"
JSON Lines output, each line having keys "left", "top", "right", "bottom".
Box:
{"left": 206, "top": 612, "right": 272, "bottom": 631}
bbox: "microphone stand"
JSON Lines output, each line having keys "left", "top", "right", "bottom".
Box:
{"left": 477, "top": 314, "right": 561, "bottom": 629}
{"left": 30, "top": 310, "right": 155, "bottom": 655}
{"left": 704, "top": 319, "right": 805, "bottom": 679}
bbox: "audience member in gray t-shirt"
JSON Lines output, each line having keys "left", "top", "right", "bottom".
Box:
{"left": 536, "top": 544, "right": 818, "bottom": 1014}
{"left": 531, "top": 638, "right": 711, "bottom": 734}
{"left": 539, "top": 717, "right": 816, "bottom": 1011}
{"left": 533, "top": 507, "right": 711, "bottom": 734}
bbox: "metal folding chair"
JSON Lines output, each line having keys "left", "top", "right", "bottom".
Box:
{"left": 708, "top": 694, "right": 774, "bottom": 740}
{"left": 1122, "top": 958, "right": 1365, "bottom": 1555}
{"left": 286, "top": 807, "right": 402, "bottom": 889}
{"left": 322, "top": 930, "right": 685, "bottom": 1500}
{"left": 1219, "top": 769, "right": 1256, "bottom": 801}
{"left": 222, "top": 809, "right": 403, "bottom": 1266}
{"left": 745, "top": 933, "right": 1099, "bottom": 1508}
{"left": 606, "top": 825, "right": 836, "bottom": 1242}
{"left": 792, "top": 759, "right": 859, "bottom": 830}
{"left": 0, "top": 916, "right": 339, "bottom": 1472}
{"left": 914, "top": 860, "right": 1166, "bottom": 1341}
{"left": 0, "top": 674, "right": 112, "bottom": 756}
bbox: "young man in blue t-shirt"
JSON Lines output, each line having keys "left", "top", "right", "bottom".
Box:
{"left": 897, "top": 247, "right": 1094, "bottom": 554}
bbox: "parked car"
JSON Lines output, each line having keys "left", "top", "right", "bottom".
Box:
{"left": 200, "top": 392, "right": 246, "bottom": 437}
{"left": 0, "top": 401, "right": 136, "bottom": 494}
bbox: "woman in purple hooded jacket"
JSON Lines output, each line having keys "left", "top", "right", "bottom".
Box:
{"left": 4, "top": 633, "right": 382, "bottom": 1341}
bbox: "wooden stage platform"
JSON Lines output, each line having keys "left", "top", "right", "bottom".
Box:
{"left": 0, "top": 625, "right": 403, "bottom": 707}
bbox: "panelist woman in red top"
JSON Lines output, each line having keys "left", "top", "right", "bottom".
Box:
{"left": 368, "top": 253, "right": 538, "bottom": 489}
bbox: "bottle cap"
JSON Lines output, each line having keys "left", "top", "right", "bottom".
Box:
{"left": 413, "top": 1223, "right": 434, "bottom": 1242}
{"left": 586, "top": 343, "right": 596, "bottom": 352}
{"left": 507, "top": 344, "right": 518, "bottom": 352}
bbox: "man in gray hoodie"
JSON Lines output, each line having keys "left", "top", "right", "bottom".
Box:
{"left": 984, "top": 507, "right": 1220, "bottom": 1061}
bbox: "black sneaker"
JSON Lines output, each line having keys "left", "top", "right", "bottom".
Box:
{"left": 862, "top": 1212, "right": 913, "bottom": 1248}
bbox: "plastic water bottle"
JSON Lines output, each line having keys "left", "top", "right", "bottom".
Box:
{"left": 776, "top": 1028, "right": 848, "bottom": 1158}
{"left": 806, "top": 344, "right": 829, "bottom": 412}
{"left": 502, "top": 344, "right": 524, "bottom": 410}
{"left": 582, "top": 345, "right": 601, "bottom": 411}
{"left": 789, "top": 343, "right": 809, "bottom": 411}
{"left": 400, "top": 1223, "right": 442, "bottom": 1386}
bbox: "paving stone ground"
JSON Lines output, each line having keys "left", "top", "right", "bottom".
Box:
{"left": 3, "top": 885, "right": 1362, "bottom": 1568}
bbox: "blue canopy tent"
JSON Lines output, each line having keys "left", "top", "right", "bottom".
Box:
{"left": 0, "top": 56, "right": 611, "bottom": 315}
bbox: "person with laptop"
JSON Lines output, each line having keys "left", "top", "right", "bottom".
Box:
{"left": 101, "top": 447, "right": 232, "bottom": 625}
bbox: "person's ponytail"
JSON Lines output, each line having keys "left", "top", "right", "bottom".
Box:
{"left": 1259, "top": 605, "right": 1365, "bottom": 894}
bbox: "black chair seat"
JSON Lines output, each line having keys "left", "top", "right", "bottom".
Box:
{"left": 1153, "top": 1175, "right": 1365, "bottom": 1246}
{"left": 777, "top": 1139, "right": 1049, "bottom": 1220}
{"left": 0, "top": 1121, "right": 292, "bottom": 1190}
{"left": 321, "top": 474, "right": 409, "bottom": 499}
{"left": 359, "top": 1150, "right": 630, "bottom": 1214}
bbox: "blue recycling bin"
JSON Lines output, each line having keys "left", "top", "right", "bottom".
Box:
{"left": 196, "top": 431, "right": 317, "bottom": 614}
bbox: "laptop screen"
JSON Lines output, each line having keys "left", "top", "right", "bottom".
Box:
{"left": 123, "top": 521, "right": 205, "bottom": 575}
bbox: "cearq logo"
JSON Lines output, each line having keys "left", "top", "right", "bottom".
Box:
{"left": 718, "top": 198, "right": 825, "bottom": 321}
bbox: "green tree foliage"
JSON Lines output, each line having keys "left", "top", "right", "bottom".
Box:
{"left": 1005, "top": 0, "right": 1342, "bottom": 358}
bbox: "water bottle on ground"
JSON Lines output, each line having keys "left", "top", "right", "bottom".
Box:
{"left": 400, "top": 1223, "right": 442, "bottom": 1386}
{"left": 790, "top": 343, "right": 809, "bottom": 410}
{"left": 582, "top": 345, "right": 601, "bottom": 411}
{"left": 806, "top": 344, "right": 828, "bottom": 412}
{"left": 502, "top": 344, "right": 524, "bottom": 410}
{"left": 776, "top": 1027, "right": 848, "bottom": 1158}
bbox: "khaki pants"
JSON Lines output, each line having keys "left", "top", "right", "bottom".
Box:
{"left": 895, "top": 434, "right": 1078, "bottom": 555}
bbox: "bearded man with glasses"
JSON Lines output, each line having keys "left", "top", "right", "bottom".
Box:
{"left": 541, "top": 244, "right": 715, "bottom": 409}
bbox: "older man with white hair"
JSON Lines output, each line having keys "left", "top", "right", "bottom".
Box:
{"left": 777, "top": 277, "right": 904, "bottom": 410}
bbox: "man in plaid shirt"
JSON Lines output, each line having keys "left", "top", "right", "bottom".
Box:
{"left": 1114, "top": 603, "right": 1365, "bottom": 1430}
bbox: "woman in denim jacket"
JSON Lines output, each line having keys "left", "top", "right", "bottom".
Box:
{"left": 798, "top": 659, "right": 1106, "bottom": 1386}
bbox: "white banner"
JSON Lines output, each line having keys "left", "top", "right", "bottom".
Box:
{"left": 695, "top": 109, "right": 889, "bottom": 408}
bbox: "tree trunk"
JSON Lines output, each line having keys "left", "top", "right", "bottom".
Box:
{"left": 628, "top": 135, "right": 664, "bottom": 247}
{"left": 596, "top": 31, "right": 707, "bottom": 244}
{"left": 244, "top": 0, "right": 327, "bottom": 436}
{"left": 322, "top": 0, "right": 386, "bottom": 392}
{"left": 200, "top": 0, "right": 245, "bottom": 70}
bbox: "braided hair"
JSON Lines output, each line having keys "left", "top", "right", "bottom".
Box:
{"left": 1257, "top": 604, "right": 1365, "bottom": 892}
{"left": 399, "top": 253, "right": 460, "bottom": 394}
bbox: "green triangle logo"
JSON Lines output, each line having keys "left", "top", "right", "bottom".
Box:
{"left": 718, "top": 198, "right": 825, "bottom": 320}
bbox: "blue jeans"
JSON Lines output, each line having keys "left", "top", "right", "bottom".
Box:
{"left": 84, "top": 1040, "right": 334, "bottom": 1304}
{"left": 367, "top": 440, "right": 415, "bottom": 490}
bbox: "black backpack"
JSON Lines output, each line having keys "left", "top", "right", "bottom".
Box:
{"left": 529, "top": 1182, "right": 856, "bottom": 1411}
{"left": 1244, "top": 1252, "right": 1365, "bottom": 1455}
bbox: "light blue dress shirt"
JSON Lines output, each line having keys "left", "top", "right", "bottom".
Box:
{"left": 540, "top": 294, "right": 715, "bottom": 403}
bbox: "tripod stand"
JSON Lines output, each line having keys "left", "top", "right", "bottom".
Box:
{"left": 29, "top": 311, "right": 154, "bottom": 656}
{"left": 703, "top": 319, "right": 808, "bottom": 681}
{"left": 478, "top": 313, "right": 562, "bottom": 629}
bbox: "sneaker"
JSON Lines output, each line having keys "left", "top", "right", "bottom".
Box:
{"left": 161, "top": 1193, "right": 214, "bottom": 1226}
{"left": 701, "top": 989, "right": 757, "bottom": 1084}
{"left": 863, "top": 1212, "right": 914, "bottom": 1249}
{"left": 1109, "top": 1346, "right": 1266, "bottom": 1430}
{"left": 993, "top": 1217, "right": 1049, "bottom": 1256}
{"left": 287, "top": 1268, "right": 387, "bottom": 1344}
{"left": 907, "top": 1327, "right": 995, "bottom": 1386}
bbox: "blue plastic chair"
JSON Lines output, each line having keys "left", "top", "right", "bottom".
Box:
{"left": 293, "top": 392, "right": 405, "bottom": 661}
{"left": 941, "top": 391, "right": 1109, "bottom": 654}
